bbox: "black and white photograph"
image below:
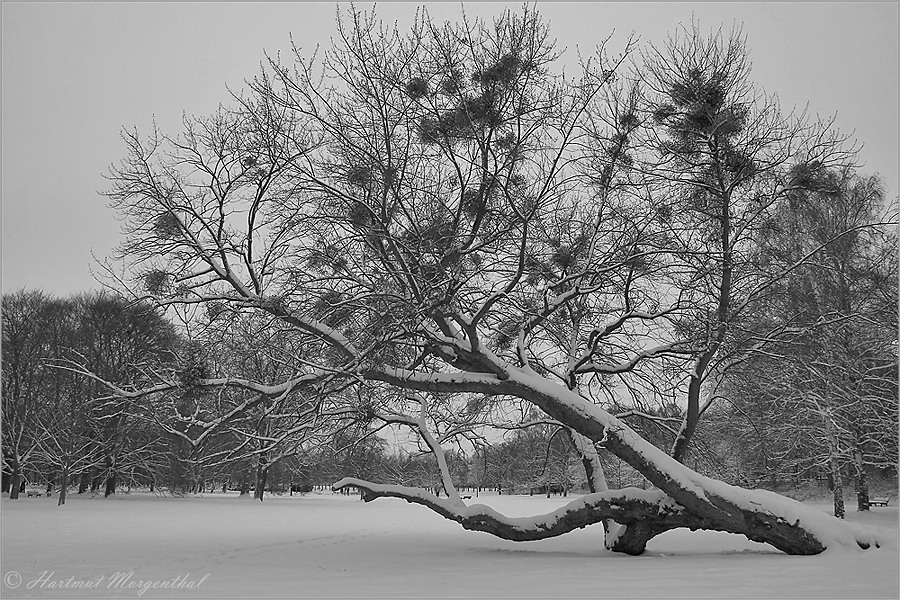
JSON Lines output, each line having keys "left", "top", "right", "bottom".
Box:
{"left": 2, "top": 2, "right": 898, "bottom": 598}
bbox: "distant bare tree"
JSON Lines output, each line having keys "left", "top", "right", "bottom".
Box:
{"left": 717, "top": 168, "right": 898, "bottom": 514}
{"left": 2, "top": 291, "right": 54, "bottom": 498}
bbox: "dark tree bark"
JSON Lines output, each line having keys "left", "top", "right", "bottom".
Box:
{"left": 254, "top": 464, "right": 268, "bottom": 501}
{"left": 824, "top": 415, "right": 845, "bottom": 519}
{"left": 8, "top": 458, "right": 21, "bottom": 499}
{"left": 103, "top": 450, "right": 118, "bottom": 497}
{"left": 830, "top": 461, "right": 845, "bottom": 519}
{"left": 338, "top": 480, "right": 726, "bottom": 556}
{"left": 854, "top": 434, "right": 870, "bottom": 512}
{"left": 78, "top": 470, "right": 91, "bottom": 494}
{"left": 90, "top": 469, "right": 102, "bottom": 492}
{"left": 58, "top": 463, "right": 69, "bottom": 506}
{"left": 104, "top": 470, "right": 117, "bottom": 497}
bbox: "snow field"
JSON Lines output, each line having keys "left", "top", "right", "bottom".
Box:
{"left": 1, "top": 491, "right": 897, "bottom": 598}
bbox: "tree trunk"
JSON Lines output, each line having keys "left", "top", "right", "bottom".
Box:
{"left": 8, "top": 459, "right": 21, "bottom": 500}
{"left": 671, "top": 374, "right": 703, "bottom": 462}
{"left": 58, "top": 464, "right": 69, "bottom": 506}
{"left": 831, "top": 459, "right": 845, "bottom": 519}
{"left": 824, "top": 411, "right": 845, "bottom": 518}
{"left": 90, "top": 468, "right": 102, "bottom": 492}
{"left": 855, "top": 464, "right": 869, "bottom": 513}
{"left": 78, "top": 470, "right": 90, "bottom": 494}
{"left": 581, "top": 455, "right": 599, "bottom": 492}
{"left": 853, "top": 436, "right": 870, "bottom": 512}
{"left": 103, "top": 450, "right": 118, "bottom": 496}
{"left": 565, "top": 429, "right": 623, "bottom": 546}
{"left": 255, "top": 465, "right": 268, "bottom": 501}
{"left": 9, "top": 473, "right": 21, "bottom": 499}
{"left": 104, "top": 470, "right": 117, "bottom": 497}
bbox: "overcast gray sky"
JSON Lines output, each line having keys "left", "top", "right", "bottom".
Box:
{"left": 2, "top": 2, "right": 897, "bottom": 296}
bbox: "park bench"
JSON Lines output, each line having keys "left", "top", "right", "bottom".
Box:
{"left": 869, "top": 497, "right": 891, "bottom": 507}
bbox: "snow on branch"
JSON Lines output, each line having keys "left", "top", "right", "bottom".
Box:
{"left": 567, "top": 429, "right": 610, "bottom": 493}
{"left": 332, "top": 478, "right": 711, "bottom": 550}
{"left": 494, "top": 368, "right": 884, "bottom": 554}
{"left": 54, "top": 360, "right": 326, "bottom": 402}
{"left": 368, "top": 393, "right": 465, "bottom": 506}
{"left": 364, "top": 367, "right": 512, "bottom": 395}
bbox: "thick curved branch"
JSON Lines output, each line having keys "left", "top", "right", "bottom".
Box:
{"left": 333, "top": 478, "right": 723, "bottom": 554}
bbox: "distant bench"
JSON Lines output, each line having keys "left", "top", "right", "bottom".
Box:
{"left": 869, "top": 497, "right": 891, "bottom": 507}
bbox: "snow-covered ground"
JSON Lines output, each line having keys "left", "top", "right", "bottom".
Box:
{"left": 1, "top": 491, "right": 897, "bottom": 598}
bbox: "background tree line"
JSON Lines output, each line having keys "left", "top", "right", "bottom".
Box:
{"left": 4, "top": 192, "right": 896, "bottom": 507}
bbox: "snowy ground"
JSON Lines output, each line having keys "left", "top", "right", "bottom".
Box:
{"left": 1, "top": 490, "right": 897, "bottom": 598}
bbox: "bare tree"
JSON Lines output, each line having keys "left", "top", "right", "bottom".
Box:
{"left": 2, "top": 291, "right": 54, "bottom": 498}
{"left": 72, "top": 293, "right": 178, "bottom": 496}
{"left": 99, "top": 7, "right": 886, "bottom": 555}
{"left": 716, "top": 167, "right": 897, "bottom": 513}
